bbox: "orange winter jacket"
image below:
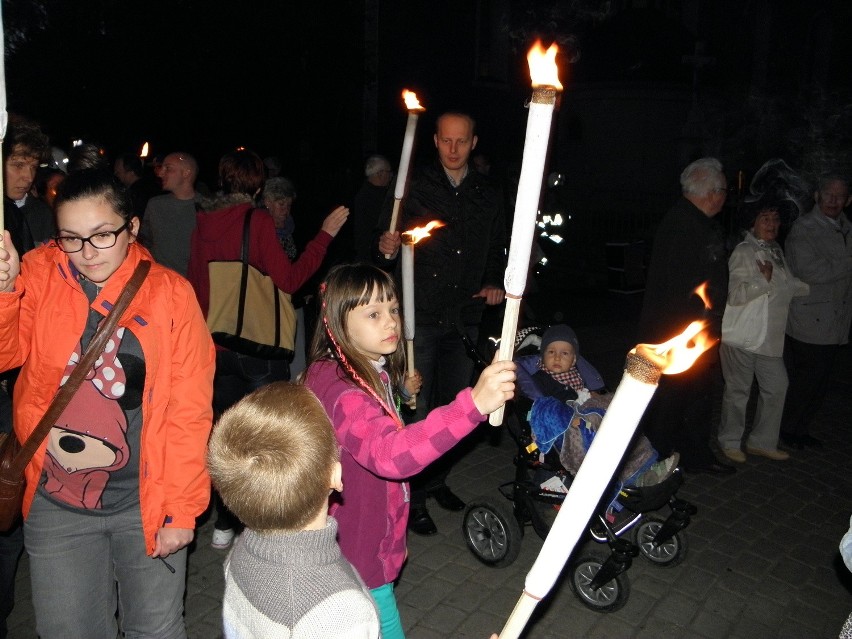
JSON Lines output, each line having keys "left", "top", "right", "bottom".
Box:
{"left": 0, "top": 242, "right": 215, "bottom": 554}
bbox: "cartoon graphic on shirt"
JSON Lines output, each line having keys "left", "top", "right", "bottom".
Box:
{"left": 43, "top": 326, "right": 141, "bottom": 509}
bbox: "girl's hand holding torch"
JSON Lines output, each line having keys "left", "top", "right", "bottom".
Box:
{"left": 0, "top": 231, "right": 20, "bottom": 292}
{"left": 470, "top": 354, "right": 516, "bottom": 416}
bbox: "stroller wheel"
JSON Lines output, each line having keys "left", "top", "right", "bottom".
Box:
{"left": 632, "top": 516, "right": 688, "bottom": 567}
{"left": 462, "top": 498, "right": 522, "bottom": 568}
{"left": 569, "top": 551, "right": 631, "bottom": 612}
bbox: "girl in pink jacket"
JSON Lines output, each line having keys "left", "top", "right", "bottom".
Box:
{"left": 303, "top": 264, "right": 514, "bottom": 639}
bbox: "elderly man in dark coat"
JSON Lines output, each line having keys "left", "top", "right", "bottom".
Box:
{"left": 638, "top": 157, "right": 735, "bottom": 475}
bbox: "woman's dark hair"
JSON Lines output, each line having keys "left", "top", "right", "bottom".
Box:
{"left": 54, "top": 169, "right": 134, "bottom": 223}
{"left": 68, "top": 143, "right": 109, "bottom": 174}
{"left": 218, "top": 149, "right": 265, "bottom": 196}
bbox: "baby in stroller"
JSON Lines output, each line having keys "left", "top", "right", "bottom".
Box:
{"left": 462, "top": 323, "right": 695, "bottom": 611}
{"left": 514, "top": 324, "right": 680, "bottom": 500}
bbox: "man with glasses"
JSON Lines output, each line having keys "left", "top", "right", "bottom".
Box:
{"left": 638, "top": 157, "right": 735, "bottom": 475}
{"left": 780, "top": 174, "right": 852, "bottom": 449}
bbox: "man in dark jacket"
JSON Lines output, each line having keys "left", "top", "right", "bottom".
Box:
{"left": 351, "top": 155, "right": 393, "bottom": 262}
{"left": 3, "top": 115, "right": 54, "bottom": 253}
{"left": 638, "top": 157, "right": 735, "bottom": 475}
{"left": 377, "top": 112, "right": 507, "bottom": 535}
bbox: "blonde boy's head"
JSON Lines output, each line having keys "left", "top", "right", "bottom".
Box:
{"left": 207, "top": 382, "right": 340, "bottom": 532}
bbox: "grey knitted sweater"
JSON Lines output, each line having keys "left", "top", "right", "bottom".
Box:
{"left": 222, "top": 517, "right": 379, "bottom": 638}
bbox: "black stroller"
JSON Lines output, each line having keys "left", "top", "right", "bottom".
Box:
{"left": 460, "top": 326, "right": 697, "bottom": 612}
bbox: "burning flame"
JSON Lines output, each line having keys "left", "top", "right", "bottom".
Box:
{"left": 139, "top": 142, "right": 149, "bottom": 159}
{"left": 402, "top": 89, "right": 425, "bottom": 112}
{"left": 402, "top": 220, "right": 445, "bottom": 245}
{"left": 642, "top": 321, "right": 717, "bottom": 375}
{"left": 694, "top": 282, "right": 711, "bottom": 309}
{"left": 528, "top": 41, "right": 562, "bottom": 90}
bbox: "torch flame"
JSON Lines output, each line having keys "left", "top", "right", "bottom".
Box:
{"left": 527, "top": 40, "right": 562, "bottom": 90}
{"left": 402, "top": 89, "right": 425, "bottom": 112}
{"left": 694, "top": 282, "right": 711, "bottom": 309}
{"left": 402, "top": 220, "right": 445, "bottom": 245}
{"left": 140, "top": 142, "right": 149, "bottom": 159}
{"left": 639, "top": 320, "right": 717, "bottom": 375}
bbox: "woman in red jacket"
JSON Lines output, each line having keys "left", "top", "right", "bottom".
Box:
{"left": 187, "top": 148, "right": 348, "bottom": 549}
{"left": 0, "top": 169, "right": 216, "bottom": 639}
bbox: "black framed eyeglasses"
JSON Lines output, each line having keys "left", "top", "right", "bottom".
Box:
{"left": 54, "top": 223, "right": 130, "bottom": 253}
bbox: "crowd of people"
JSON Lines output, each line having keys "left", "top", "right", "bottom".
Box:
{"left": 638, "top": 157, "right": 851, "bottom": 478}
{"left": 0, "top": 108, "right": 850, "bottom": 639}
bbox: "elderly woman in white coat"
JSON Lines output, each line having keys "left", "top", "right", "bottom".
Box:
{"left": 718, "top": 207, "right": 809, "bottom": 462}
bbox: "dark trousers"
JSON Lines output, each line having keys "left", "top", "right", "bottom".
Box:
{"left": 213, "top": 350, "right": 290, "bottom": 530}
{"left": 0, "top": 525, "right": 23, "bottom": 639}
{"left": 781, "top": 335, "right": 838, "bottom": 438}
{"left": 640, "top": 349, "right": 719, "bottom": 467}
{"left": 408, "top": 324, "right": 478, "bottom": 507}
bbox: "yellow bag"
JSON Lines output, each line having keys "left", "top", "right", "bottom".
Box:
{"left": 207, "top": 209, "right": 296, "bottom": 360}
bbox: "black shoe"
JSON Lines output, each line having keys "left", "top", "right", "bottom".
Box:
{"left": 408, "top": 506, "right": 437, "bottom": 536}
{"left": 800, "top": 434, "right": 823, "bottom": 448}
{"left": 429, "top": 486, "right": 466, "bottom": 512}
{"left": 684, "top": 461, "right": 737, "bottom": 475}
{"left": 779, "top": 431, "right": 803, "bottom": 450}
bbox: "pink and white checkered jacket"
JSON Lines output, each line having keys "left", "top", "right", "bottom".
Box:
{"left": 304, "top": 358, "right": 485, "bottom": 589}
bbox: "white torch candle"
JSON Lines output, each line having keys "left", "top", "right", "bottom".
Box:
{"left": 399, "top": 221, "right": 445, "bottom": 408}
{"left": 490, "top": 42, "right": 562, "bottom": 426}
{"left": 499, "top": 348, "right": 661, "bottom": 639}
{"left": 401, "top": 241, "right": 415, "bottom": 340}
{"left": 0, "top": 3, "right": 8, "bottom": 234}
{"left": 385, "top": 90, "right": 425, "bottom": 258}
{"left": 499, "top": 321, "right": 715, "bottom": 639}
{"left": 401, "top": 239, "right": 416, "bottom": 408}
{"left": 394, "top": 111, "right": 419, "bottom": 201}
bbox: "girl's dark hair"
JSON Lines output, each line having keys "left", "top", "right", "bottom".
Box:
{"left": 54, "top": 168, "right": 134, "bottom": 223}
{"left": 307, "top": 263, "right": 406, "bottom": 421}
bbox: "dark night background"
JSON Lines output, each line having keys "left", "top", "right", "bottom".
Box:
{"left": 4, "top": 0, "right": 852, "bottom": 283}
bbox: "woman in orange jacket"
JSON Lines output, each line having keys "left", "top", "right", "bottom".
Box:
{"left": 0, "top": 169, "right": 215, "bottom": 639}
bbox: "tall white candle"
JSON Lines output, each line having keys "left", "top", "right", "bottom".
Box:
{"left": 401, "top": 241, "right": 415, "bottom": 340}
{"left": 385, "top": 90, "right": 425, "bottom": 258}
{"left": 394, "top": 110, "right": 419, "bottom": 201}
{"left": 499, "top": 348, "right": 660, "bottom": 639}
{"left": 499, "top": 322, "right": 715, "bottom": 639}
{"left": 524, "top": 352, "right": 659, "bottom": 596}
{"left": 490, "top": 42, "right": 562, "bottom": 426}
{"left": 399, "top": 221, "right": 444, "bottom": 408}
{"left": 0, "top": 3, "right": 8, "bottom": 234}
{"left": 502, "top": 88, "right": 558, "bottom": 298}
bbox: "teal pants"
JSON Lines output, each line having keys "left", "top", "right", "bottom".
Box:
{"left": 370, "top": 582, "right": 405, "bottom": 639}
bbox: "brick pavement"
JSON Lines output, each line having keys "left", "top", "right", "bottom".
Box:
{"left": 7, "top": 290, "right": 852, "bottom": 639}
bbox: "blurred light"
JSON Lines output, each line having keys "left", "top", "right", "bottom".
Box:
{"left": 549, "top": 234, "right": 564, "bottom": 244}
{"left": 552, "top": 213, "right": 563, "bottom": 225}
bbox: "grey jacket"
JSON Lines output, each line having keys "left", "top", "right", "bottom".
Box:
{"left": 785, "top": 206, "right": 852, "bottom": 345}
